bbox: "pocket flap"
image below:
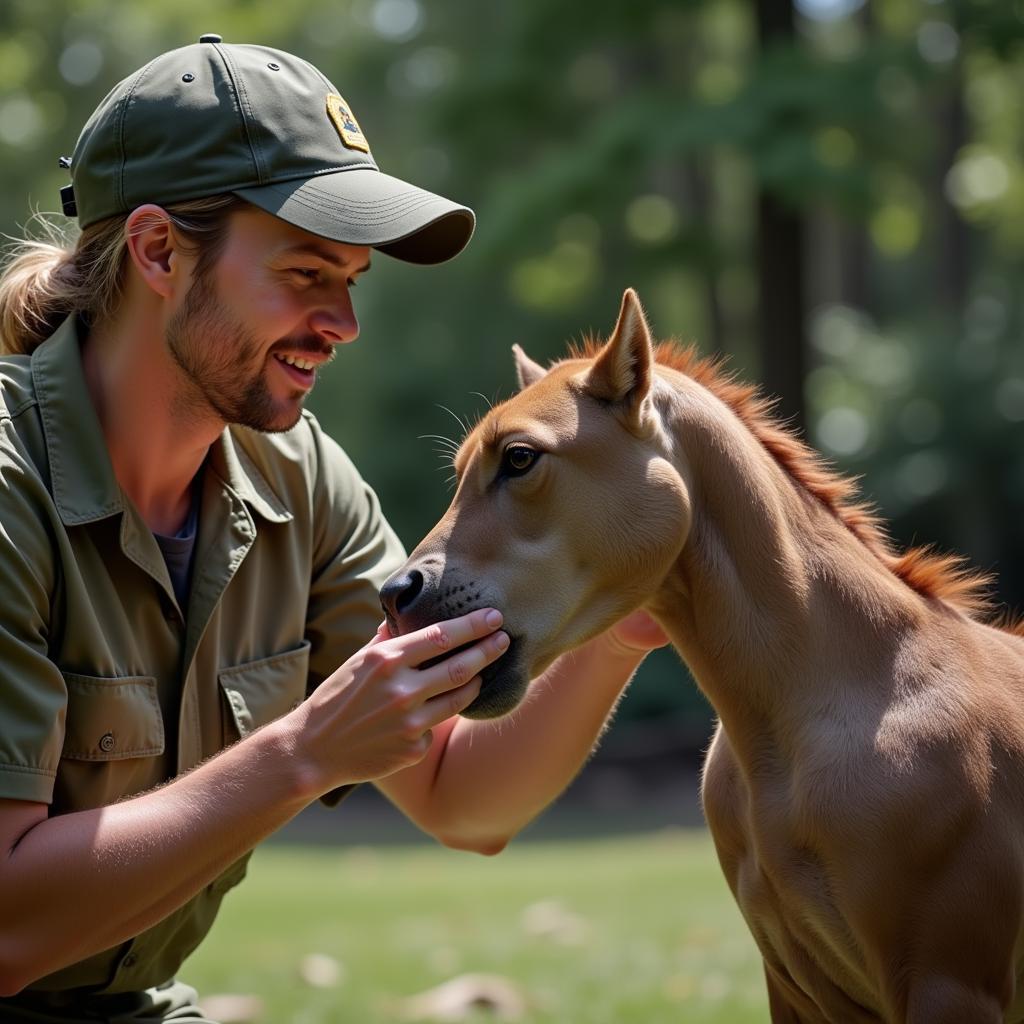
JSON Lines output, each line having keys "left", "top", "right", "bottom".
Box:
{"left": 62, "top": 673, "right": 164, "bottom": 761}
{"left": 218, "top": 641, "right": 311, "bottom": 738}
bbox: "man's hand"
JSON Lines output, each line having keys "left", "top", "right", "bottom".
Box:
{"left": 289, "top": 609, "right": 510, "bottom": 796}
{"left": 600, "top": 608, "right": 670, "bottom": 658}
{"left": 376, "top": 606, "right": 671, "bottom": 850}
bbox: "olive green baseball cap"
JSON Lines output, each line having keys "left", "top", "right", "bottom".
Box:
{"left": 60, "top": 34, "right": 474, "bottom": 264}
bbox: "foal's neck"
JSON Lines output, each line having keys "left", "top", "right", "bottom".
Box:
{"left": 650, "top": 373, "right": 925, "bottom": 765}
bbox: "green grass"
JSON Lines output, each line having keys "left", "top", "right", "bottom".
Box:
{"left": 183, "top": 829, "right": 768, "bottom": 1023}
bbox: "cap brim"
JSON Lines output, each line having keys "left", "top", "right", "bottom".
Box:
{"left": 234, "top": 168, "right": 474, "bottom": 265}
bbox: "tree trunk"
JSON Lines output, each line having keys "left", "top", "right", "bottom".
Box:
{"left": 935, "top": 62, "right": 969, "bottom": 314}
{"left": 755, "top": 0, "right": 807, "bottom": 434}
{"left": 684, "top": 161, "right": 726, "bottom": 355}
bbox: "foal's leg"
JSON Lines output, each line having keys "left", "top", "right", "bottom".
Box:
{"left": 894, "top": 832, "right": 1019, "bottom": 1024}
{"left": 764, "top": 963, "right": 819, "bottom": 1023}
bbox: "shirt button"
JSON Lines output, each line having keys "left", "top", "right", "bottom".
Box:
{"left": 122, "top": 952, "right": 137, "bottom": 969}
{"left": 99, "top": 732, "right": 115, "bottom": 753}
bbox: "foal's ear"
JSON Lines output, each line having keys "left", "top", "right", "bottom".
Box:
{"left": 585, "top": 288, "right": 654, "bottom": 423}
{"left": 512, "top": 344, "right": 548, "bottom": 390}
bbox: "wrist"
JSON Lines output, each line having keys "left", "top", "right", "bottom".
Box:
{"left": 254, "top": 712, "right": 324, "bottom": 807}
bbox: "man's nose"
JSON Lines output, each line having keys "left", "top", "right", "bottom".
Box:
{"left": 308, "top": 298, "right": 360, "bottom": 346}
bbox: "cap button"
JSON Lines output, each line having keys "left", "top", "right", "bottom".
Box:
{"left": 198, "top": 33, "right": 222, "bottom": 43}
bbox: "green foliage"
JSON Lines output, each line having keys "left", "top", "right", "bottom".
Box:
{"left": 2, "top": 0, "right": 1023, "bottom": 730}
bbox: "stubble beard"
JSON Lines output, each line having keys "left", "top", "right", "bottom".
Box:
{"left": 166, "top": 271, "right": 304, "bottom": 434}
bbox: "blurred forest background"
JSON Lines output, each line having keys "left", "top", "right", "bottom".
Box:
{"left": 2, "top": 0, "right": 1023, "bottom": 746}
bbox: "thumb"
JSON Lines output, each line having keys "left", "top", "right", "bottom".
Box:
{"left": 367, "top": 620, "right": 393, "bottom": 647}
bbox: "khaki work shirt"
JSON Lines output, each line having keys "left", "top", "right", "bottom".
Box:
{"left": 0, "top": 317, "right": 405, "bottom": 995}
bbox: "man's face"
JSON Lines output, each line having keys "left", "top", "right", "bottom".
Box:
{"left": 166, "top": 208, "right": 371, "bottom": 433}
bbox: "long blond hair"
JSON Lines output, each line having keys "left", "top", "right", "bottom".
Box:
{"left": 0, "top": 195, "right": 249, "bottom": 356}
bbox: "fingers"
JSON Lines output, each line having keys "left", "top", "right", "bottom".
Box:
{"left": 366, "top": 620, "right": 393, "bottom": 647}
{"left": 375, "top": 676, "right": 483, "bottom": 765}
{"left": 390, "top": 608, "right": 505, "bottom": 668}
{"left": 418, "top": 628, "right": 510, "bottom": 699}
{"left": 422, "top": 675, "right": 483, "bottom": 728}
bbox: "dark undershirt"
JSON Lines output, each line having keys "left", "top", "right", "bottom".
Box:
{"left": 152, "top": 478, "right": 201, "bottom": 612}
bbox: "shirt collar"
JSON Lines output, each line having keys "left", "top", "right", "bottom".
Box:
{"left": 31, "top": 316, "right": 292, "bottom": 527}
{"left": 210, "top": 428, "right": 293, "bottom": 524}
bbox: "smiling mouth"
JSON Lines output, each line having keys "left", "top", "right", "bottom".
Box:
{"left": 272, "top": 352, "right": 330, "bottom": 389}
{"left": 274, "top": 353, "right": 322, "bottom": 371}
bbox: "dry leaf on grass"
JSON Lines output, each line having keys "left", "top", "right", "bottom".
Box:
{"left": 196, "top": 993, "right": 264, "bottom": 1023}
{"left": 299, "top": 951, "right": 346, "bottom": 988}
{"left": 397, "top": 972, "right": 528, "bottom": 1022}
{"left": 520, "top": 899, "right": 589, "bottom": 945}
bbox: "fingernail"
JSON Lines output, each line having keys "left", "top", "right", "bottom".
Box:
{"left": 496, "top": 631, "right": 510, "bottom": 650}
{"left": 485, "top": 609, "right": 503, "bottom": 628}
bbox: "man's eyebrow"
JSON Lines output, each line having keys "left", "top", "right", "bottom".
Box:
{"left": 276, "top": 244, "right": 372, "bottom": 274}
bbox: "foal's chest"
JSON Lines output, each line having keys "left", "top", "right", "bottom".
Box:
{"left": 700, "top": 727, "right": 883, "bottom": 1020}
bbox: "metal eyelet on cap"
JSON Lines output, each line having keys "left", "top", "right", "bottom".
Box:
{"left": 182, "top": 73, "right": 195, "bottom": 83}
{"left": 267, "top": 62, "right": 280, "bottom": 71}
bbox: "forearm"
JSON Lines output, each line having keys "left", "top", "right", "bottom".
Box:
{"left": 0, "top": 607, "right": 507, "bottom": 993}
{"left": 0, "top": 717, "right": 311, "bottom": 993}
{"left": 394, "top": 637, "right": 645, "bottom": 851}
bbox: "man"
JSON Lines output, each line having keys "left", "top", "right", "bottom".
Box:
{"left": 0, "top": 36, "right": 666, "bottom": 1022}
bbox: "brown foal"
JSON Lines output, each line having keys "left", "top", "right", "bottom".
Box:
{"left": 381, "top": 289, "right": 1024, "bottom": 1023}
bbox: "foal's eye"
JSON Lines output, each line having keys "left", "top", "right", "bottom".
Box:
{"left": 501, "top": 445, "right": 539, "bottom": 477}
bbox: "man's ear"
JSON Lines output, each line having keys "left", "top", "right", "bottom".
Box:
{"left": 123, "top": 204, "right": 181, "bottom": 300}
{"left": 584, "top": 288, "right": 654, "bottom": 424}
{"left": 512, "top": 344, "right": 548, "bottom": 390}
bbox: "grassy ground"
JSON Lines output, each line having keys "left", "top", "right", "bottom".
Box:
{"left": 183, "top": 829, "right": 768, "bottom": 1023}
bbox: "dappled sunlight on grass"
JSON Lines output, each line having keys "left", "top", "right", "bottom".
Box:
{"left": 184, "top": 830, "right": 767, "bottom": 1023}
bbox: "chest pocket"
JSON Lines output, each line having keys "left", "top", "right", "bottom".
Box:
{"left": 61, "top": 673, "right": 164, "bottom": 761}
{"left": 219, "top": 641, "right": 311, "bottom": 739}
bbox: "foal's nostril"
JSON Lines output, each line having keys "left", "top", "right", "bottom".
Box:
{"left": 380, "top": 569, "right": 426, "bottom": 620}
{"left": 395, "top": 569, "right": 425, "bottom": 613}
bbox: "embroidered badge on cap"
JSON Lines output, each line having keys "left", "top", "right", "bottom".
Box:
{"left": 326, "top": 94, "right": 369, "bottom": 153}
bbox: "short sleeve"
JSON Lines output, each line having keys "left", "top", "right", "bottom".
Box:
{"left": 0, "top": 436, "right": 65, "bottom": 803}
{"left": 304, "top": 417, "right": 407, "bottom": 694}
{"left": 302, "top": 421, "right": 407, "bottom": 808}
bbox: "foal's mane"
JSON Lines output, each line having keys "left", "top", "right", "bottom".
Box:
{"left": 569, "top": 336, "right": 1002, "bottom": 625}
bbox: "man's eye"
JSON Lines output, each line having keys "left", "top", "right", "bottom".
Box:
{"left": 501, "top": 445, "right": 539, "bottom": 477}
{"left": 291, "top": 268, "right": 320, "bottom": 282}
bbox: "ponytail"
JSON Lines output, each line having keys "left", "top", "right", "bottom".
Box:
{"left": 0, "top": 194, "right": 248, "bottom": 356}
{"left": 0, "top": 220, "right": 96, "bottom": 355}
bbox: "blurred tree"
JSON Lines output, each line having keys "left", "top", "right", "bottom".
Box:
{"left": 755, "top": 0, "right": 808, "bottom": 433}
{"left": 2, "top": 0, "right": 1023, "bottom": 734}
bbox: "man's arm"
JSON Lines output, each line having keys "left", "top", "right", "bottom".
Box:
{"left": 0, "top": 610, "right": 506, "bottom": 995}
{"left": 377, "top": 611, "right": 668, "bottom": 852}
{"left": 0, "top": 729, "right": 308, "bottom": 995}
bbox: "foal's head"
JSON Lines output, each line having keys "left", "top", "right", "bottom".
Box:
{"left": 380, "top": 289, "right": 691, "bottom": 718}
